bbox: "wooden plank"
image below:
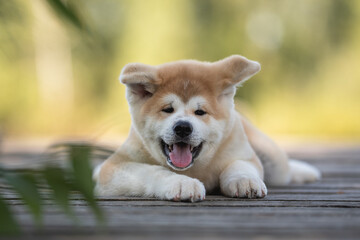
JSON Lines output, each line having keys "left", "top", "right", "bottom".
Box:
{"left": 4, "top": 199, "right": 360, "bottom": 209}
{"left": 2, "top": 189, "right": 360, "bottom": 204}
{"left": 9, "top": 204, "right": 360, "bottom": 219}
{"left": 1, "top": 146, "right": 360, "bottom": 239}
{"left": 10, "top": 206, "right": 360, "bottom": 240}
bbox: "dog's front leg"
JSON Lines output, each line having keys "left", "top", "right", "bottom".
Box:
{"left": 220, "top": 160, "right": 267, "bottom": 198}
{"left": 95, "top": 161, "right": 206, "bottom": 202}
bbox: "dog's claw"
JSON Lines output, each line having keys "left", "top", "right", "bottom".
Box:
{"left": 261, "top": 190, "right": 266, "bottom": 198}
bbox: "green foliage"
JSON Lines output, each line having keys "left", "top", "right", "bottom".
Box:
{"left": 2, "top": 172, "right": 43, "bottom": 225}
{"left": 42, "top": 167, "right": 75, "bottom": 220}
{"left": 45, "top": 0, "right": 87, "bottom": 32}
{"left": 69, "top": 145, "right": 104, "bottom": 222}
{"left": 0, "top": 196, "right": 19, "bottom": 235}
{"left": 0, "top": 143, "right": 107, "bottom": 235}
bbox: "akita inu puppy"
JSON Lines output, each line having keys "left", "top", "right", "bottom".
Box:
{"left": 93, "top": 55, "right": 321, "bottom": 202}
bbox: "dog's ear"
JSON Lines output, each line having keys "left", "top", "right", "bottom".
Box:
{"left": 119, "top": 63, "right": 158, "bottom": 99}
{"left": 216, "top": 55, "right": 261, "bottom": 94}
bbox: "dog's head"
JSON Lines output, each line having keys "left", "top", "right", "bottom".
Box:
{"left": 119, "top": 55, "right": 260, "bottom": 171}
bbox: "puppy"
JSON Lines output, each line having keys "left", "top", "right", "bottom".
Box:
{"left": 93, "top": 55, "right": 321, "bottom": 202}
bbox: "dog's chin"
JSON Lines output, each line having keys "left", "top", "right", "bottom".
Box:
{"left": 160, "top": 139, "right": 203, "bottom": 171}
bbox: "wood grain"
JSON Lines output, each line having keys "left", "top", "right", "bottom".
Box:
{"left": 0, "top": 146, "right": 360, "bottom": 239}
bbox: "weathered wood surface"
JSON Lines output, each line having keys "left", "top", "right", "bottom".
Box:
{"left": 1, "top": 145, "right": 360, "bottom": 239}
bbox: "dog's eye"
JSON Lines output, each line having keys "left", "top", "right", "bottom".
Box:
{"left": 162, "top": 107, "right": 174, "bottom": 113}
{"left": 195, "top": 109, "right": 206, "bottom": 116}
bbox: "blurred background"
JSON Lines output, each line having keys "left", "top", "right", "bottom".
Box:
{"left": 0, "top": 0, "right": 359, "bottom": 148}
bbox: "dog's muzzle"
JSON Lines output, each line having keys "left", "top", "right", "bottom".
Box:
{"left": 160, "top": 120, "right": 203, "bottom": 171}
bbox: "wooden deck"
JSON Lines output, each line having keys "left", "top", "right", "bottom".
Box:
{"left": 1, "top": 144, "right": 360, "bottom": 239}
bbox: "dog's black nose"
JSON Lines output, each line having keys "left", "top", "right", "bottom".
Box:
{"left": 173, "top": 121, "right": 193, "bottom": 138}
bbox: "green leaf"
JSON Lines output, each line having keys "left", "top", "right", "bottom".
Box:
{"left": 42, "top": 167, "right": 76, "bottom": 222}
{"left": 69, "top": 145, "right": 104, "bottom": 223}
{"left": 70, "top": 145, "right": 94, "bottom": 197}
{"left": 3, "top": 173, "right": 43, "bottom": 225}
{"left": 0, "top": 195, "right": 19, "bottom": 235}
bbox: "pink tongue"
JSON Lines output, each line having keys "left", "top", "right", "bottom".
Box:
{"left": 169, "top": 144, "right": 192, "bottom": 168}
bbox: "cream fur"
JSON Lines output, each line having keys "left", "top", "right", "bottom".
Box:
{"left": 93, "top": 55, "right": 321, "bottom": 202}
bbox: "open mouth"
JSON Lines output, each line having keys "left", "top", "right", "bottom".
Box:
{"left": 161, "top": 139, "right": 203, "bottom": 171}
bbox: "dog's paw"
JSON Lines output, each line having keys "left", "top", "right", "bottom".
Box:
{"left": 162, "top": 175, "right": 206, "bottom": 202}
{"left": 221, "top": 175, "right": 267, "bottom": 199}
{"left": 289, "top": 159, "right": 321, "bottom": 184}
